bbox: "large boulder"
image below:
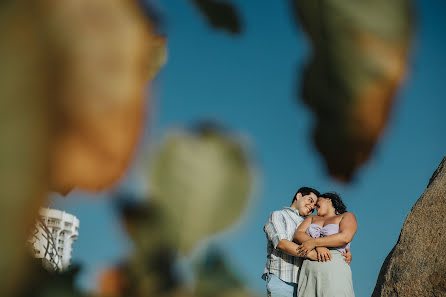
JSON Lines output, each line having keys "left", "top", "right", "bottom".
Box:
{"left": 372, "top": 156, "right": 446, "bottom": 296}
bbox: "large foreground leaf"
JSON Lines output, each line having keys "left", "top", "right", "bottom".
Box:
{"left": 0, "top": 1, "right": 51, "bottom": 295}
{"left": 293, "top": 0, "right": 413, "bottom": 181}
{"left": 0, "top": 0, "right": 165, "bottom": 294}
{"left": 44, "top": 0, "right": 166, "bottom": 193}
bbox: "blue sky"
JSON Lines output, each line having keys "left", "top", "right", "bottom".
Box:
{"left": 51, "top": 0, "right": 446, "bottom": 296}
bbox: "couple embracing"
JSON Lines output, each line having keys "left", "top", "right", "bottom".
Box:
{"left": 262, "top": 187, "right": 357, "bottom": 297}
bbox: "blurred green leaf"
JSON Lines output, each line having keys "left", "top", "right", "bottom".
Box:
{"left": 110, "top": 197, "right": 181, "bottom": 297}
{"left": 293, "top": 0, "right": 413, "bottom": 181}
{"left": 195, "top": 248, "right": 243, "bottom": 293}
{"left": 195, "top": 248, "right": 256, "bottom": 297}
{"left": 150, "top": 126, "right": 253, "bottom": 254}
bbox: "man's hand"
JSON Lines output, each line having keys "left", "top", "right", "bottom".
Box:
{"left": 342, "top": 247, "right": 352, "bottom": 265}
{"left": 295, "top": 247, "right": 305, "bottom": 257}
{"left": 296, "top": 247, "right": 318, "bottom": 260}
{"left": 315, "top": 247, "right": 332, "bottom": 262}
{"left": 297, "top": 239, "right": 316, "bottom": 256}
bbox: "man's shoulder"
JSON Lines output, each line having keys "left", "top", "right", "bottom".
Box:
{"left": 264, "top": 209, "right": 286, "bottom": 227}
{"left": 267, "top": 208, "right": 304, "bottom": 222}
{"left": 272, "top": 208, "right": 287, "bottom": 214}
{"left": 268, "top": 208, "right": 288, "bottom": 218}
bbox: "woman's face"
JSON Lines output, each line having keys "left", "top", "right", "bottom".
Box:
{"left": 316, "top": 197, "right": 334, "bottom": 216}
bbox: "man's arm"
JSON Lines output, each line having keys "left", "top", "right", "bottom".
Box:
{"left": 342, "top": 248, "right": 352, "bottom": 265}
{"left": 264, "top": 211, "right": 317, "bottom": 260}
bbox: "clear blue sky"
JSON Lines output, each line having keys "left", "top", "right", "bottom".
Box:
{"left": 51, "top": 0, "right": 446, "bottom": 296}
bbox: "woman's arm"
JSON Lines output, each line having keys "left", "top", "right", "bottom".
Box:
{"left": 294, "top": 216, "right": 314, "bottom": 244}
{"left": 293, "top": 216, "right": 319, "bottom": 260}
{"left": 298, "top": 213, "right": 357, "bottom": 255}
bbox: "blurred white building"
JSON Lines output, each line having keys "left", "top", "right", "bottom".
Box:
{"left": 29, "top": 208, "right": 79, "bottom": 270}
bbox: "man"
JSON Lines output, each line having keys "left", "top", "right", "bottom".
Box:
{"left": 262, "top": 187, "right": 352, "bottom": 297}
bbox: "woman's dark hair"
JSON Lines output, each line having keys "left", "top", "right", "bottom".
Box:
{"left": 320, "top": 192, "right": 347, "bottom": 214}
{"left": 291, "top": 187, "right": 320, "bottom": 204}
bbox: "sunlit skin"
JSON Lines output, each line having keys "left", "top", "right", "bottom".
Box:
{"left": 293, "top": 197, "right": 357, "bottom": 264}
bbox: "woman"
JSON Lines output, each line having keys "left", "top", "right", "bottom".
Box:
{"left": 294, "top": 192, "right": 357, "bottom": 297}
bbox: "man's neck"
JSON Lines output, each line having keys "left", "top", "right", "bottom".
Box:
{"left": 289, "top": 204, "right": 302, "bottom": 216}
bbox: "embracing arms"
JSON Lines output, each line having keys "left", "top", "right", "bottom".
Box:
{"left": 276, "top": 239, "right": 318, "bottom": 260}
{"left": 296, "top": 213, "right": 358, "bottom": 255}
{"left": 293, "top": 216, "right": 333, "bottom": 262}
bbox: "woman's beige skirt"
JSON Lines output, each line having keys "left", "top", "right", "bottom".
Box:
{"left": 297, "top": 250, "right": 354, "bottom": 297}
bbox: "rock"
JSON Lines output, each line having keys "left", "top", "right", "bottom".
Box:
{"left": 372, "top": 156, "right": 446, "bottom": 296}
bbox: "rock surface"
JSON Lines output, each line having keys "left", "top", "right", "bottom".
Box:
{"left": 372, "top": 156, "right": 446, "bottom": 296}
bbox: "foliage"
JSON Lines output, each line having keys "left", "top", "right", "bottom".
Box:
{"left": 98, "top": 125, "right": 255, "bottom": 297}
{"left": 0, "top": 1, "right": 51, "bottom": 295}
{"left": 0, "top": 0, "right": 164, "bottom": 295}
{"left": 191, "top": 0, "right": 242, "bottom": 34}
{"left": 150, "top": 126, "right": 253, "bottom": 254}
{"left": 191, "top": 0, "right": 414, "bottom": 181}
{"left": 292, "top": 0, "right": 413, "bottom": 181}
{"left": 0, "top": 0, "right": 417, "bottom": 296}
{"left": 44, "top": 0, "right": 166, "bottom": 193}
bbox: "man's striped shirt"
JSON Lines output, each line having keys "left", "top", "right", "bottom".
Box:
{"left": 262, "top": 207, "right": 304, "bottom": 283}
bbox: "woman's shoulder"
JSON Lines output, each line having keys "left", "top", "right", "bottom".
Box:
{"left": 309, "top": 215, "right": 323, "bottom": 224}
{"left": 340, "top": 212, "right": 356, "bottom": 220}
{"left": 300, "top": 215, "right": 317, "bottom": 226}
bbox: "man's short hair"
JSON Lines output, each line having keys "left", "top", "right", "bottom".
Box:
{"left": 291, "top": 187, "right": 320, "bottom": 204}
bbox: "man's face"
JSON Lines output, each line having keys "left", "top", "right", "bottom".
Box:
{"left": 296, "top": 192, "right": 318, "bottom": 216}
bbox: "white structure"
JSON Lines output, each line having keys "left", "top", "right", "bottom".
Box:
{"left": 29, "top": 208, "right": 79, "bottom": 270}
